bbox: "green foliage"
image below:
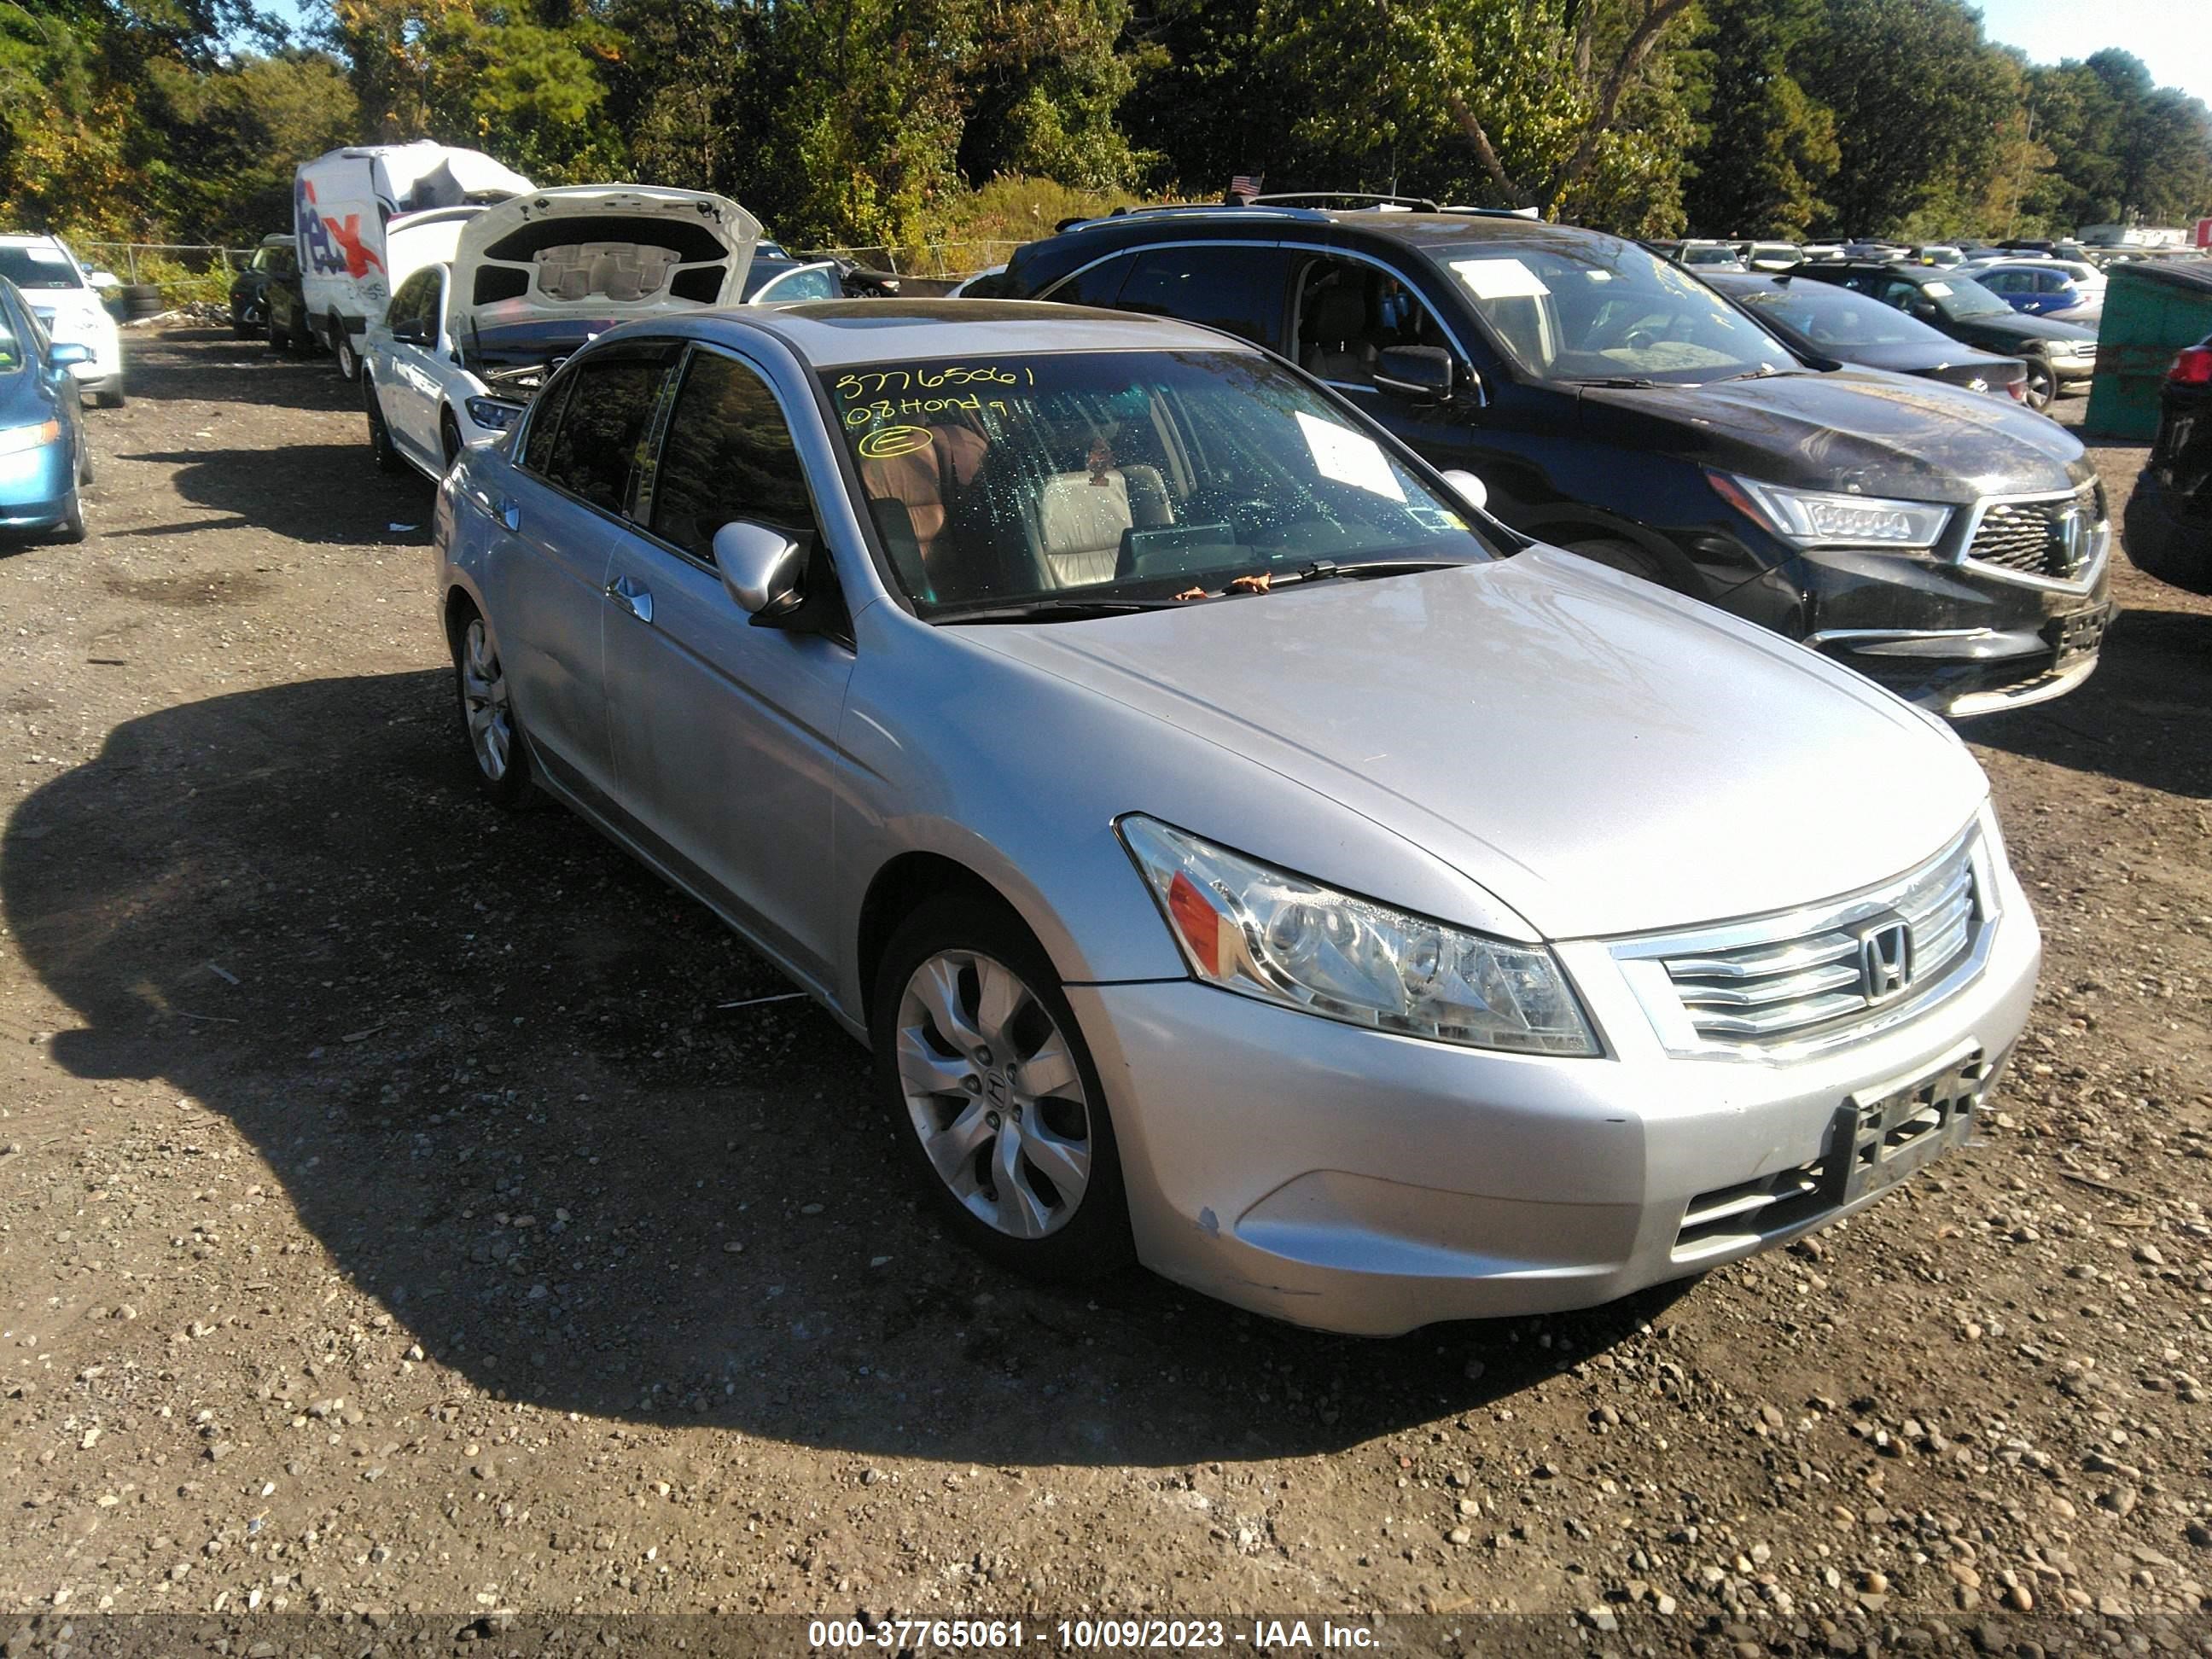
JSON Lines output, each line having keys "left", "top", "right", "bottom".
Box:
{"left": 1680, "top": 0, "right": 1836, "bottom": 237}
{"left": 3, "top": 0, "right": 2208, "bottom": 265}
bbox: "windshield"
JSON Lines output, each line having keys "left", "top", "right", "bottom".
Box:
{"left": 1728, "top": 280, "right": 1951, "bottom": 350}
{"left": 0, "top": 316, "right": 20, "bottom": 373}
{"left": 0, "top": 244, "right": 84, "bottom": 291}
{"left": 821, "top": 349, "right": 1493, "bottom": 616}
{"left": 1930, "top": 277, "right": 2012, "bottom": 320}
{"left": 1421, "top": 238, "right": 1795, "bottom": 384}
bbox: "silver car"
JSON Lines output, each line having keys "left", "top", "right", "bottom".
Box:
{"left": 433, "top": 300, "right": 2040, "bottom": 1336}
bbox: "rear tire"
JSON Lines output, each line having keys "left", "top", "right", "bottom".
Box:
{"left": 365, "top": 381, "right": 406, "bottom": 475}
{"left": 94, "top": 387, "right": 124, "bottom": 410}
{"left": 267, "top": 309, "right": 287, "bottom": 352}
{"left": 870, "top": 895, "right": 1133, "bottom": 1283}
{"left": 333, "top": 322, "right": 360, "bottom": 381}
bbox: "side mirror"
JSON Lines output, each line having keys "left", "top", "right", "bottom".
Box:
{"left": 1437, "top": 468, "right": 1487, "bottom": 515}
{"left": 1374, "top": 345, "right": 1454, "bottom": 400}
{"left": 87, "top": 271, "right": 120, "bottom": 290}
{"left": 713, "top": 521, "right": 807, "bottom": 619}
{"left": 47, "top": 341, "right": 94, "bottom": 369}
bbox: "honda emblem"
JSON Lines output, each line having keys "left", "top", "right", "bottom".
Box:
{"left": 1859, "top": 918, "right": 1913, "bottom": 1004}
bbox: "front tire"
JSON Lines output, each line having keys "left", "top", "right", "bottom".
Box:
{"left": 870, "top": 897, "right": 1132, "bottom": 1281}
{"left": 440, "top": 410, "right": 463, "bottom": 471}
{"left": 55, "top": 488, "right": 85, "bottom": 544}
{"left": 94, "top": 386, "right": 124, "bottom": 410}
{"left": 2023, "top": 359, "right": 2055, "bottom": 410}
{"left": 334, "top": 323, "right": 360, "bottom": 382}
{"left": 451, "top": 605, "right": 530, "bottom": 808}
{"left": 1567, "top": 536, "right": 1670, "bottom": 586}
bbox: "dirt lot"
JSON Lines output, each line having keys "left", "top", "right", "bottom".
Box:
{"left": 1, "top": 326, "right": 2208, "bottom": 1649}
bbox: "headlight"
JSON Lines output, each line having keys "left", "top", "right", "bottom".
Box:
{"left": 1117, "top": 816, "right": 1599, "bottom": 1056}
{"left": 0, "top": 419, "right": 61, "bottom": 457}
{"left": 1716, "top": 474, "right": 1953, "bottom": 551}
{"left": 464, "top": 397, "right": 521, "bottom": 433}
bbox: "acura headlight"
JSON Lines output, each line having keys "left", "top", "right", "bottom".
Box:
{"left": 1118, "top": 816, "right": 1598, "bottom": 1056}
{"left": 1716, "top": 474, "right": 1953, "bottom": 550}
{"left": 0, "top": 419, "right": 61, "bottom": 457}
{"left": 464, "top": 396, "right": 521, "bottom": 433}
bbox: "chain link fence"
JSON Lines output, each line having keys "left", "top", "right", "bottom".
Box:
{"left": 789, "top": 240, "right": 1021, "bottom": 278}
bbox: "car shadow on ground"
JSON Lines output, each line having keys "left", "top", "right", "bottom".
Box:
{"left": 122, "top": 326, "right": 361, "bottom": 415}
{"left": 5, "top": 671, "right": 1691, "bottom": 1467}
{"left": 1967, "top": 603, "right": 2212, "bottom": 798}
{"left": 117, "top": 444, "right": 434, "bottom": 546}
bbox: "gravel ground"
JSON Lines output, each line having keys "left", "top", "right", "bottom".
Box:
{"left": 1, "top": 327, "right": 2208, "bottom": 1650}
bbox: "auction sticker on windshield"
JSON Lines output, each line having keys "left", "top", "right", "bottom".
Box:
{"left": 1449, "top": 257, "right": 1551, "bottom": 300}
{"left": 1295, "top": 412, "right": 1406, "bottom": 502}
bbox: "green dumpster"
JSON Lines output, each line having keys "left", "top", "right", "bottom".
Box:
{"left": 2083, "top": 257, "right": 2212, "bottom": 441}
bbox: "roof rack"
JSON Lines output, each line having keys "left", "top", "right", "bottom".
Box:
{"left": 1051, "top": 203, "right": 1334, "bottom": 234}
{"left": 1438, "top": 205, "right": 1545, "bottom": 220}
{"left": 1252, "top": 192, "right": 1441, "bottom": 212}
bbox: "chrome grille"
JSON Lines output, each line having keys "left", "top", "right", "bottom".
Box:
{"left": 1965, "top": 484, "right": 2102, "bottom": 583}
{"left": 1613, "top": 831, "right": 1988, "bottom": 1057}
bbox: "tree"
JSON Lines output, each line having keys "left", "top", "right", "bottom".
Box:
{"left": 1791, "top": 0, "right": 2011, "bottom": 236}
{"left": 1241, "top": 0, "right": 1703, "bottom": 232}
{"left": 1680, "top": 0, "right": 1836, "bottom": 237}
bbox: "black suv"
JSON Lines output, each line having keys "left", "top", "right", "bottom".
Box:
{"left": 985, "top": 207, "right": 2113, "bottom": 714}
{"left": 2124, "top": 329, "right": 2212, "bottom": 596}
{"left": 1790, "top": 261, "right": 2098, "bottom": 409}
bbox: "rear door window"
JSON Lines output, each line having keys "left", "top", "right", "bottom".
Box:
{"left": 536, "top": 340, "right": 681, "bottom": 513}
{"left": 1114, "top": 246, "right": 1292, "bottom": 350}
{"left": 1049, "top": 251, "right": 1140, "bottom": 309}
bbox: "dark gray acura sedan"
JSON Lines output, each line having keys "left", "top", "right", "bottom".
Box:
{"left": 433, "top": 300, "right": 2038, "bottom": 1335}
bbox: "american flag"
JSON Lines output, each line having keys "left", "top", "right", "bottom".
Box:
{"left": 1229, "top": 174, "right": 1263, "bottom": 203}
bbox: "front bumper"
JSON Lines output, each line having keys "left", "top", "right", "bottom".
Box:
{"left": 1072, "top": 882, "right": 2040, "bottom": 1336}
{"left": 1791, "top": 535, "right": 2113, "bottom": 716}
{"left": 0, "top": 439, "right": 76, "bottom": 529}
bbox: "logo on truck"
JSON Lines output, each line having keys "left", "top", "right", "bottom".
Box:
{"left": 295, "top": 177, "right": 385, "bottom": 282}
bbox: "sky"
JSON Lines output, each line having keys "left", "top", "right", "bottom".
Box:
{"left": 1974, "top": 0, "right": 2212, "bottom": 106}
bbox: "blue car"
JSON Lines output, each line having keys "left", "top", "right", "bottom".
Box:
{"left": 0, "top": 274, "right": 91, "bottom": 544}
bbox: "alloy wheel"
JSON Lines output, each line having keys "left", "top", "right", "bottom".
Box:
{"left": 459, "top": 617, "right": 513, "bottom": 783}
{"left": 893, "top": 950, "right": 1092, "bottom": 1240}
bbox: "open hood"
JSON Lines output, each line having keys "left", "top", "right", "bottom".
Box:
{"left": 449, "top": 186, "right": 761, "bottom": 343}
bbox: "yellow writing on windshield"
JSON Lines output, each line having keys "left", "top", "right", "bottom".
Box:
{"left": 857, "top": 424, "right": 933, "bottom": 460}
{"left": 841, "top": 392, "right": 1012, "bottom": 430}
{"left": 833, "top": 364, "right": 1034, "bottom": 400}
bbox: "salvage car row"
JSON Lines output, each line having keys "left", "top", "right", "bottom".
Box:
{"left": 10, "top": 154, "right": 2199, "bottom": 1336}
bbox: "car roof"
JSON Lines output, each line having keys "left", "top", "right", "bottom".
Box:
{"left": 0, "top": 234, "right": 67, "bottom": 248}
{"left": 684, "top": 299, "right": 1257, "bottom": 369}
{"left": 1048, "top": 207, "right": 1627, "bottom": 255}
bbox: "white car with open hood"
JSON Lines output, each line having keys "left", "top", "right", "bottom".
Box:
{"left": 361, "top": 185, "right": 761, "bottom": 481}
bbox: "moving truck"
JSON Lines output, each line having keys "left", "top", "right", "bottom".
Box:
{"left": 294, "top": 142, "right": 532, "bottom": 380}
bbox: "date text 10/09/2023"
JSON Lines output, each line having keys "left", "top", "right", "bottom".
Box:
{"left": 806, "top": 1620, "right": 1379, "bottom": 1651}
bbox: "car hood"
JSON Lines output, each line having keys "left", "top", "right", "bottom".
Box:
{"left": 1575, "top": 367, "right": 2085, "bottom": 502}
{"left": 961, "top": 551, "right": 1988, "bottom": 940}
{"left": 450, "top": 186, "right": 761, "bottom": 336}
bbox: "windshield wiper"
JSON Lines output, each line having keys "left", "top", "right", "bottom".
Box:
{"left": 933, "top": 597, "right": 1179, "bottom": 625}
{"left": 1275, "top": 557, "right": 1471, "bottom": 585}
{"left": 1574, "top": 375, "right": 1659, "bottom": 388}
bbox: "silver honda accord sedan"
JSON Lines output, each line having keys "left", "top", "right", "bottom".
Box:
{"left": 433, "top": 300, "right": 2040, "bottom": 1336}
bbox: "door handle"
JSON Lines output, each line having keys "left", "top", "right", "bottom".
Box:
{"left": 496, "top": 498, "right": 521, "bottom": 533}
{"left": 606, "top": 574, "right": 654, "bottom": 625}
